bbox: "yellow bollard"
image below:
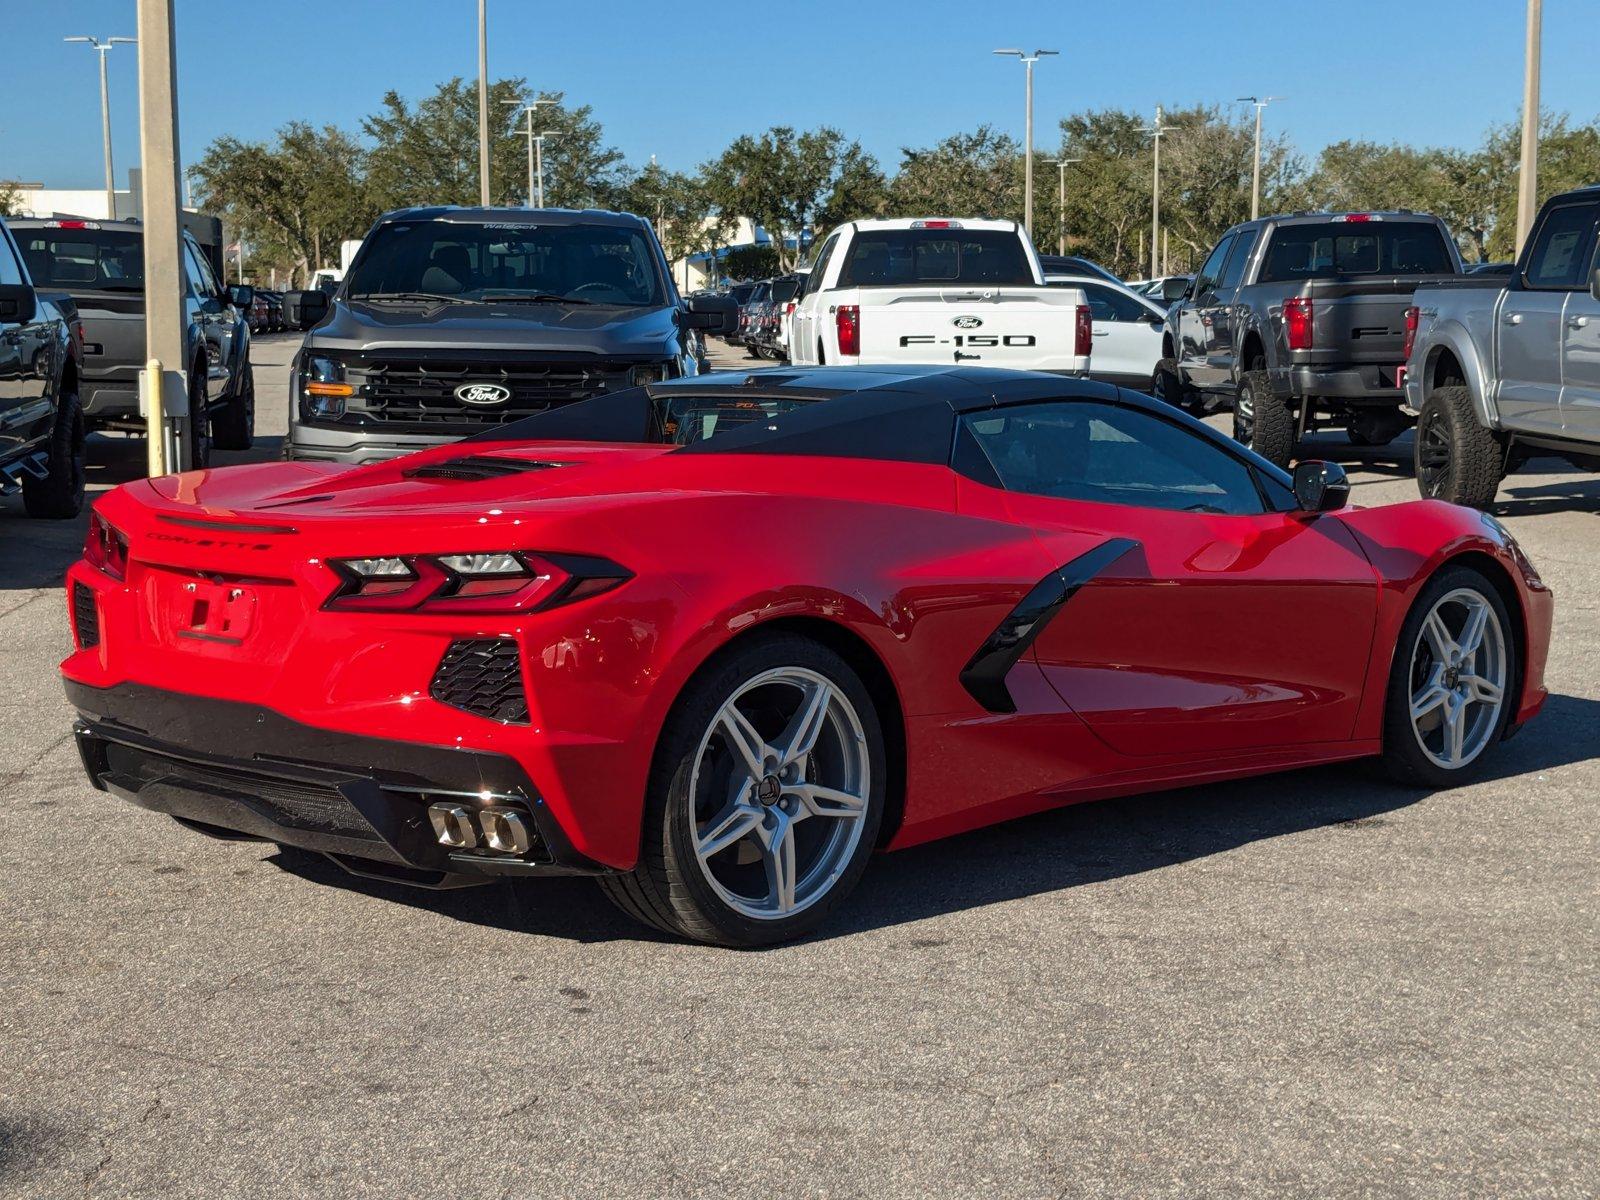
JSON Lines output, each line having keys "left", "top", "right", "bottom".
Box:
{"left": 142, "top": 358, "right": 168, "bottom": 477}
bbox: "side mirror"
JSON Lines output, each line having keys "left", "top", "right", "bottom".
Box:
{"left": 1292, "top": 459, "right": 1350, "bottom": 513}
{"left": 1162, "top": 277, "right": 1192, "bottom": 304}
{"left": 683, "top": 292, "right": 738, "bottom": 335}
{"left": 1591, "top": 265, "right": 1600, "bottom": 304}
{"left": 0, "top": 283, "right": 38, "bottom": 324}
{"left": 284, "top": 289, "right": 330, "bottom": 331}
{"left": 229, "top": 284, "right": 255, "bottom": 310}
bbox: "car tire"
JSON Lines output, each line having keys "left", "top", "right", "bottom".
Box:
{"left": 211, "top": 359, "right": 255, "bottom": 451}
{"left": 598, "top": 633, "right": 886, "bottom": 947}
{"left": 1415, "top": 385, "right": 1503, "bottom": 508}
{"left": 188, "top": 367, "right": 212, "bottom": 470}
{"left": 1150, "top": 357, "right": 1186, "bottom": 407}
{"left": 1233, "top": 365, "right": 1295, "bottom": 467}
{"left": 22, "top": 386, "right": 86, "bottom": 519}
{"left": 1380, "top": 564, "right": 1516, "bottom": 788}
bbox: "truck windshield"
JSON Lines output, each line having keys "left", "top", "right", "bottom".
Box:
{"left": 17, "top": 228, "right": 145, "bottom": 291}
{"left": 1258, "top": 222, "right": 1454, "bottom": 281}
{"left": 345, "top": 220, "right": 665, "bottom": 306}
{"left": 839, "top": 229, "right": 1034, "bottom": 288}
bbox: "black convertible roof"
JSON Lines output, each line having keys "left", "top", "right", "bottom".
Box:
{"left": 469, "top": 364, "right": 1274, "bottom": 477}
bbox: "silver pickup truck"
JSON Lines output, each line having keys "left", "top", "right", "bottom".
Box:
{"left": 1405, "top": 185, "right": 1600, "bottom": 507}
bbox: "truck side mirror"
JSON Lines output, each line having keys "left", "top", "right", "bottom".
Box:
{"left": 1591, "top": 265, "right": 1600, "bottom": 304}
{"left": 284, "top": 289, "right": 330, "bottom": 331}
{"left": 229, "top": 284, "right": 255, "bottom": 310}
{"left": 1292, "top": 460, "right": 1350, "bottom": 513}
{"left": 683, "top": 292, "right": 738, "bottom": 335}
{"left": 0, "top": 283, "right": 38, "bottom": 324}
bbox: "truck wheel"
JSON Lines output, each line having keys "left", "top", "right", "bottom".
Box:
{"left": 211, "top": 360, "right": 255, "bottom": 451}
{"left": 1415, "top": 385, "right": 1502, "bottom": 508}
{"left": 1150, "top": 358, "right": 1185, "bottom": 407}
{"left": 23, "top": 388, "right": 86, "bottom": 519}
{"left": 1233, "top": 367, "right": 1295, "bottom": 467}
{"left": 188, "top": 368, "right": 212, "bottom": 470}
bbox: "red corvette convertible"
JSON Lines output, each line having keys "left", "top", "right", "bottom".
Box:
{"left": 62, "top": 366, "right": 1551, "bottom": 945}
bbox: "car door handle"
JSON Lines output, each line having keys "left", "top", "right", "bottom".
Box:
{"left": 1568, "top": 315, "right": 1590, "bottom": 330}
{"left": 1503, "top": 313, "right": 1523, "bottom": 326}
{"left": 1093, "top": 328, "right": 1109, "bottom": 336}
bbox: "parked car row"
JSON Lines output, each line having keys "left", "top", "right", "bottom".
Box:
{"left": 247, "top": 289, "right": 289, "bottom": 333}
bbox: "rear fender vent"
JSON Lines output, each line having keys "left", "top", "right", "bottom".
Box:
{"left": 72, "top": 582, "right": 99, "bottom": 649}
{"left": 406, "top": 456, "right": 568, "bottom": 482}
{"left": 430, "top": 639, "right": 530, "bottom": 723}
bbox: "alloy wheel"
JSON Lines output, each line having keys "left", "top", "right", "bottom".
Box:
{"left": 1417, "top": 410, "right": 1450, "bottom": 497}
{"left": 1234, "top": 378, "right": 1256, "bottom": 443}
{"left": 1407, "top": 587, "right": 1507, "bottom": 770}
{"left": 688, "top": 667, "right": 870, "bottom": 920}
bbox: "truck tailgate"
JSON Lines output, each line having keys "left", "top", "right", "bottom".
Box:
{"left": 854, "top": 286, "right": 1087, "bottom": 372}
{"left": 71, "top": 290, "right": 146, "bottom": 381}
{"left": 1304, "top": 274, "right": 1458, "bottom": 366}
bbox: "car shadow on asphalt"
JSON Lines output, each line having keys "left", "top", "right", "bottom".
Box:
{"left": 265, "top": 691, "right": 1600, "bottom": 946}
{"left": 1495, "top": 472, "right": 1600, "bottom": 517}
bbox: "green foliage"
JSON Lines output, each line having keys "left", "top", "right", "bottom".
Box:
{"left": 887, "top": 126, "right": 1022, "bottom": 223}
{"left": 0, "top": 181, "right": 21, "bottom": 218}
{"left": 720, "top": 245, "right": 781, "bottom": 280}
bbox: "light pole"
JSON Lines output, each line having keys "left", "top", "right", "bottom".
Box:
{"left": 1042, "top": 158, "right": 1080, "bottom": 256}
{"left": 994, "top": 49, "right": 1058, "bottom": 239}
{"left": 1515, "top": 0, "right": 1542, "bottom": 254}
{"left": 1238, "top": 96, "right": 1284, "bottom": 221}
{"left": 64, "top": 35, "right": 137, "bottom": 220}
{"left": 477, "top": 0, "right": 490, "bottom": 205}
{"left": 1141, "top": 105, "right": 1177, "bottom": 279}
{"left": 503, "top": 95, "right": 562, "bottom": 207}
{"left": 530, "top": 133, "right": 561, "bottom": 208}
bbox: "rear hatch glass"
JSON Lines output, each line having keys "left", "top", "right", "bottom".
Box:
{"left": 656, "top": 393, "right": 817, "bottom": 446}
{"left": 839, "top": 229, "right": 1034, "bottom": 288}
{"left": 1259, "top": 221, "right": 1453, "bottom": 282}
{"left": 17, "top": 228, "right": 145, "bottom": 291}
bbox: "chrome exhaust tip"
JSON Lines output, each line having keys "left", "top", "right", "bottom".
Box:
{"left": 427, "top": 802, "right": 479, "bottom": 849}
{"left": 479, "top": 807, "right": 532, "bottom": 855}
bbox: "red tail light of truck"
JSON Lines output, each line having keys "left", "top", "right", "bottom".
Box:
{"left": 836, "top": 305, "right": 860, "bottom": 356}
{"left": 1284, "top": 297, "right": 1314, "bottom": 351}
{"left": 1075, "top": 304, "right": 1093, "bottom": 358}
{"left": 1402, "top": 305, "right": 1420, "bottom": 362}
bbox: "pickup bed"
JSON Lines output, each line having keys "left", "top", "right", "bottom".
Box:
{"left": 1156, "top": 210, "right": 1463, "bottom": 466}
{"left": 788, "top": 218, "right": 1091, "bottom": 374}
{"left": 1404, "top": 185, "right": 1600, "bottom": 506}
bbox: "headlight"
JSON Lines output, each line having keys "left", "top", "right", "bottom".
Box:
{"left": 630, "top": 363, "right": 668, "bottom": 387}
{"left": 299, "top": 355, "right": 351, "bottom": 421}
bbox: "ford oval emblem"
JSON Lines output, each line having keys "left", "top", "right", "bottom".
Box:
{"left": 455, "top": 382, "right": 512, "bottom": 406}
{"left": 952, "top": 315, "right": 983, "bottom": 329}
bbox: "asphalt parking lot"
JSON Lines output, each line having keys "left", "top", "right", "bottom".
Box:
{"left": 1, "top": 335, "right": 1595, "bottom": 1198}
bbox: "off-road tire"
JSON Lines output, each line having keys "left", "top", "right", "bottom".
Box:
{"left": 188, "top": 366, "right": 212, "bottom": 470}
{"left": 22, "top": 388, "right": 86, "bottom": 519}
{"left": 1414, "top": 385, "right": 1503, "bottom": 508}
{"left": 598, "top": 634, "right": 886, "bottom": 947}
{"left": 1234, "top": 366, "right": 1295, "bottom": 467}
{"left": 211, "top": 359, "right": 255, "bottom": 451}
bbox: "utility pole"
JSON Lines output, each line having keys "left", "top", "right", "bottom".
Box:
{"left": 1143, "top": 105, "right": 1176, "bottom": 280}
{"left": 531, "top": 133, "right": 560, "bottom": 208}
{"left": 1238, "top": 95, "right": 1284, "bottom": 221}
{"left": 994, "top": 48, "right": 1058, "bottom": 239}
{"left": 1515, "top": 0, "right": 1543, "bottom": 254}
{"left": 134, "top": 0, "right": 188, "bottom": 471}
{"left": 503, "top": 95, "right": 561, "bottom": 207}
{"left": 477, "top": 0, "right": 490, "bottom": 205}
{"left": 65, "top": 35, "right": 137, "bottom": 220}
{"left": 1042, "top": 158, "right": 1080, "bottom": 256}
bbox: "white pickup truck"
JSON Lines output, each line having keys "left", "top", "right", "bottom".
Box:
{"left": 788, "top": 218, "right": 1091, "bottom": 373}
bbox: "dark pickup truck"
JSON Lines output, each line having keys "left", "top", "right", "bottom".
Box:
{"left": 282, "top": 206, "right": 736, "bottom": 464}
{"left": 1153, "top": 211, "right": 1464, "bottom": 465}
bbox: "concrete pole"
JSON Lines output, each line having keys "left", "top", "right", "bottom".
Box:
{"left": 1250, "top": 103, "right": 1263, "bottom": 221}
{"left": 477, "top": 0, "right": 490, "bottom": 206}
{"left": 525, "top": 110, "right": 535, "bottom": 207}
{"left": 1151, "top": 106, "right": 1163, "bottom": 280}
{"left": 534, "top": 136, "right": 545, "bottom": 209}
{"left": 1056, "top": 160, "right": 1066, "bottom": 255}
{"left": 1023, "top": 57, "right": 1035, "bottom": 239}
{"left": 1515, "top": 0, "right": 1542, "bottom": 254}
{"left": 135, "top": 0, "right": 191, "bottom": 470}
{"left": 97, "top": 48, "right": 116, "bottom": 219}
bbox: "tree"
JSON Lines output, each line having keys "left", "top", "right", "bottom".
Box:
{"left": 0, "top": 181, "right": 21, "bottom": 218}
{"left": 705, "top": 127, "right": 876, "bottom": 271}
{"left": 887, "top": 126, "right": 1022, "bottom": 223}
{"left": 192, "top": 122, "right": 372, "bottom": 285}
{"left": 362, "top": 77, "right": 629, "bottom": 212}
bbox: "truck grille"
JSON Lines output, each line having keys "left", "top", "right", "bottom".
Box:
{"left": 430, "top": 639, "right": 530, "bottom": 723}
{"left": 351, "top": 358, "right": 635, "bottom": 426}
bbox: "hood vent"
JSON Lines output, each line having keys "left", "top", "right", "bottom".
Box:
{"left": 404, "top": 455, "right": 569, "bottom": 482}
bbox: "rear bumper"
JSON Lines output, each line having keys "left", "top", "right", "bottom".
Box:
{"left": 1274, "top": 363, "right": 1403, "bottom": 403}
{"left": 66, "top": 679, "right": 611, "bottom": 883}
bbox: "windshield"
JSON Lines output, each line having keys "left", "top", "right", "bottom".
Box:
{"left": 839, "top": 229, "right": 1034, "bottom": 288}
{"left": 770, "top": 277, "right": 803, "bottom": 303}
{"left": 656, "top": 393, "right": 818, "bottom": 446}
{"left": 1259, "top": 221, "right": 1454, "bottom": 281}
{"left": 17, "top": 228, "right": 145, "bottom": 290}
{"left": 345, "top": 219, "right": 666, "bottom": 306}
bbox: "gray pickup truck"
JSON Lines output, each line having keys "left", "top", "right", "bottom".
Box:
{"left": 10, "top": 218, "right": 256, "bottom": 465}
{"left": 1405, "top": 185, "right": 1600, "bottom": 507}
{"left": 1155, "top": 210, "right": 1463, "bottom": 466}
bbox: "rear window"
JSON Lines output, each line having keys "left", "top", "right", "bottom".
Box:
{"left": 770, "top": 277, "right": 803, "bottom": 303}
{"left": 839, "top": 229, "right": 1034, "bottom": 288}
{"left": 18, "top": 228, "right": 145, "bottom": 290}
{"left": 1258, "top": 221, "right": 1453, "bottom": 282}
{"left": 656, "top": 393, "right": 818, "bottom": 446}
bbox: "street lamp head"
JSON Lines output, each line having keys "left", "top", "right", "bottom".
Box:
{"left": 64, "top": 35, "right": 93, "bottom": 43}
{"left": 109, "top": 37, "right": 136, "bottom": 45}
{"left": 1033, "top": 49, "right": 1059, "bottom": 57}
{"left": 993, "top": 48, "right": 1023, "bottom": 57}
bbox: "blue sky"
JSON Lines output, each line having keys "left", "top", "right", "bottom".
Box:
{"left": 3, "top": 0, "right": 1594, "bottom": 190}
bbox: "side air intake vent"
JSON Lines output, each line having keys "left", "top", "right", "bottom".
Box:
{"left": 406, "top": 455, "right": 567, "bottom": 481}
{"left": 430, "top": 639, "right": 529, "bottom": 723}
{"left": 72, "top": 582, "right": 100, "bottom": 649}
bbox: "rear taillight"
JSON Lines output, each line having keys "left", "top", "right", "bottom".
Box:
{"left": 836, "top": 305, "right": 860, "bottom": 356}
{"left": 1284, "top": 297, "right": 1314, "bottom": 351}
{"left": 83, "top": 510, "right": 129, "bottom": 579}
{"left": 1074, "top": 304, "right": 1093, "bottom": 358}
{"left": 324, "top": 552, "right": 629, "bottom": 614}
{"left": 785, "top": 302, "right": 796, "bottom": 316}
{"left": 1402, "top": 305, "right": 1420, "bottom": 361}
